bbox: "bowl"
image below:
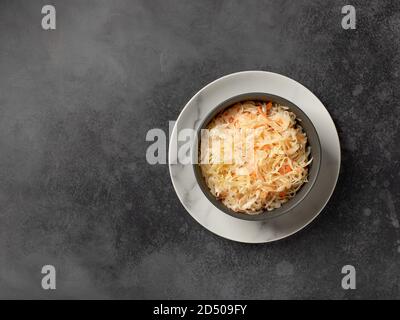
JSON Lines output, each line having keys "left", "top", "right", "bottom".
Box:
{"left": 193, "top": 92, "right": 321, "bottom": 221}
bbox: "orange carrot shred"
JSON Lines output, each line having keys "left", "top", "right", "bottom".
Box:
{"left": 279, "top": 164, "right": 292, "bottom": 175}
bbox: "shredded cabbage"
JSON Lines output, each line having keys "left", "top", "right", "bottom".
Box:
{"left": 199, "top": 100, "right": 312, "bottom": 214}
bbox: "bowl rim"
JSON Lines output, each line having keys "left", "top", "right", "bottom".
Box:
{"left": 192, "top": 92, "right": 322, "bottom": 221}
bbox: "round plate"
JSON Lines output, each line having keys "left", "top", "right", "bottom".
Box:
{"left": 169, "top": 71, "right": 341, "bottom": 243}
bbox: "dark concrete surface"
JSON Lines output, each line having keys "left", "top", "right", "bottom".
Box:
{"left": 0, "top": 0, "right": 399, "bottom": 299}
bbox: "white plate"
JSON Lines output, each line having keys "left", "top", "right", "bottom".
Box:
{"left": 169, "top": 71, "right": 341, "bottom": 243}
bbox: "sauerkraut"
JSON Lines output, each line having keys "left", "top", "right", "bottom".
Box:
{"left": 199, "top": 100, "right": 312, "bottom": 214}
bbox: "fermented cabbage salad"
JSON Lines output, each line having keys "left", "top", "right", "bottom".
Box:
{"left": 199, "top": 100, "right": 312, "bottom": 214}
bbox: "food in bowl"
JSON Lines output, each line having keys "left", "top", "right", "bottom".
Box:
{"left": 199, "top": 100, "right": 312, "bottom": 214}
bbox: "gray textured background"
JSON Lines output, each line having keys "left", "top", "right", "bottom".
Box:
{"left": 0, "top": 0, "right": 399, "bottom": 299}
